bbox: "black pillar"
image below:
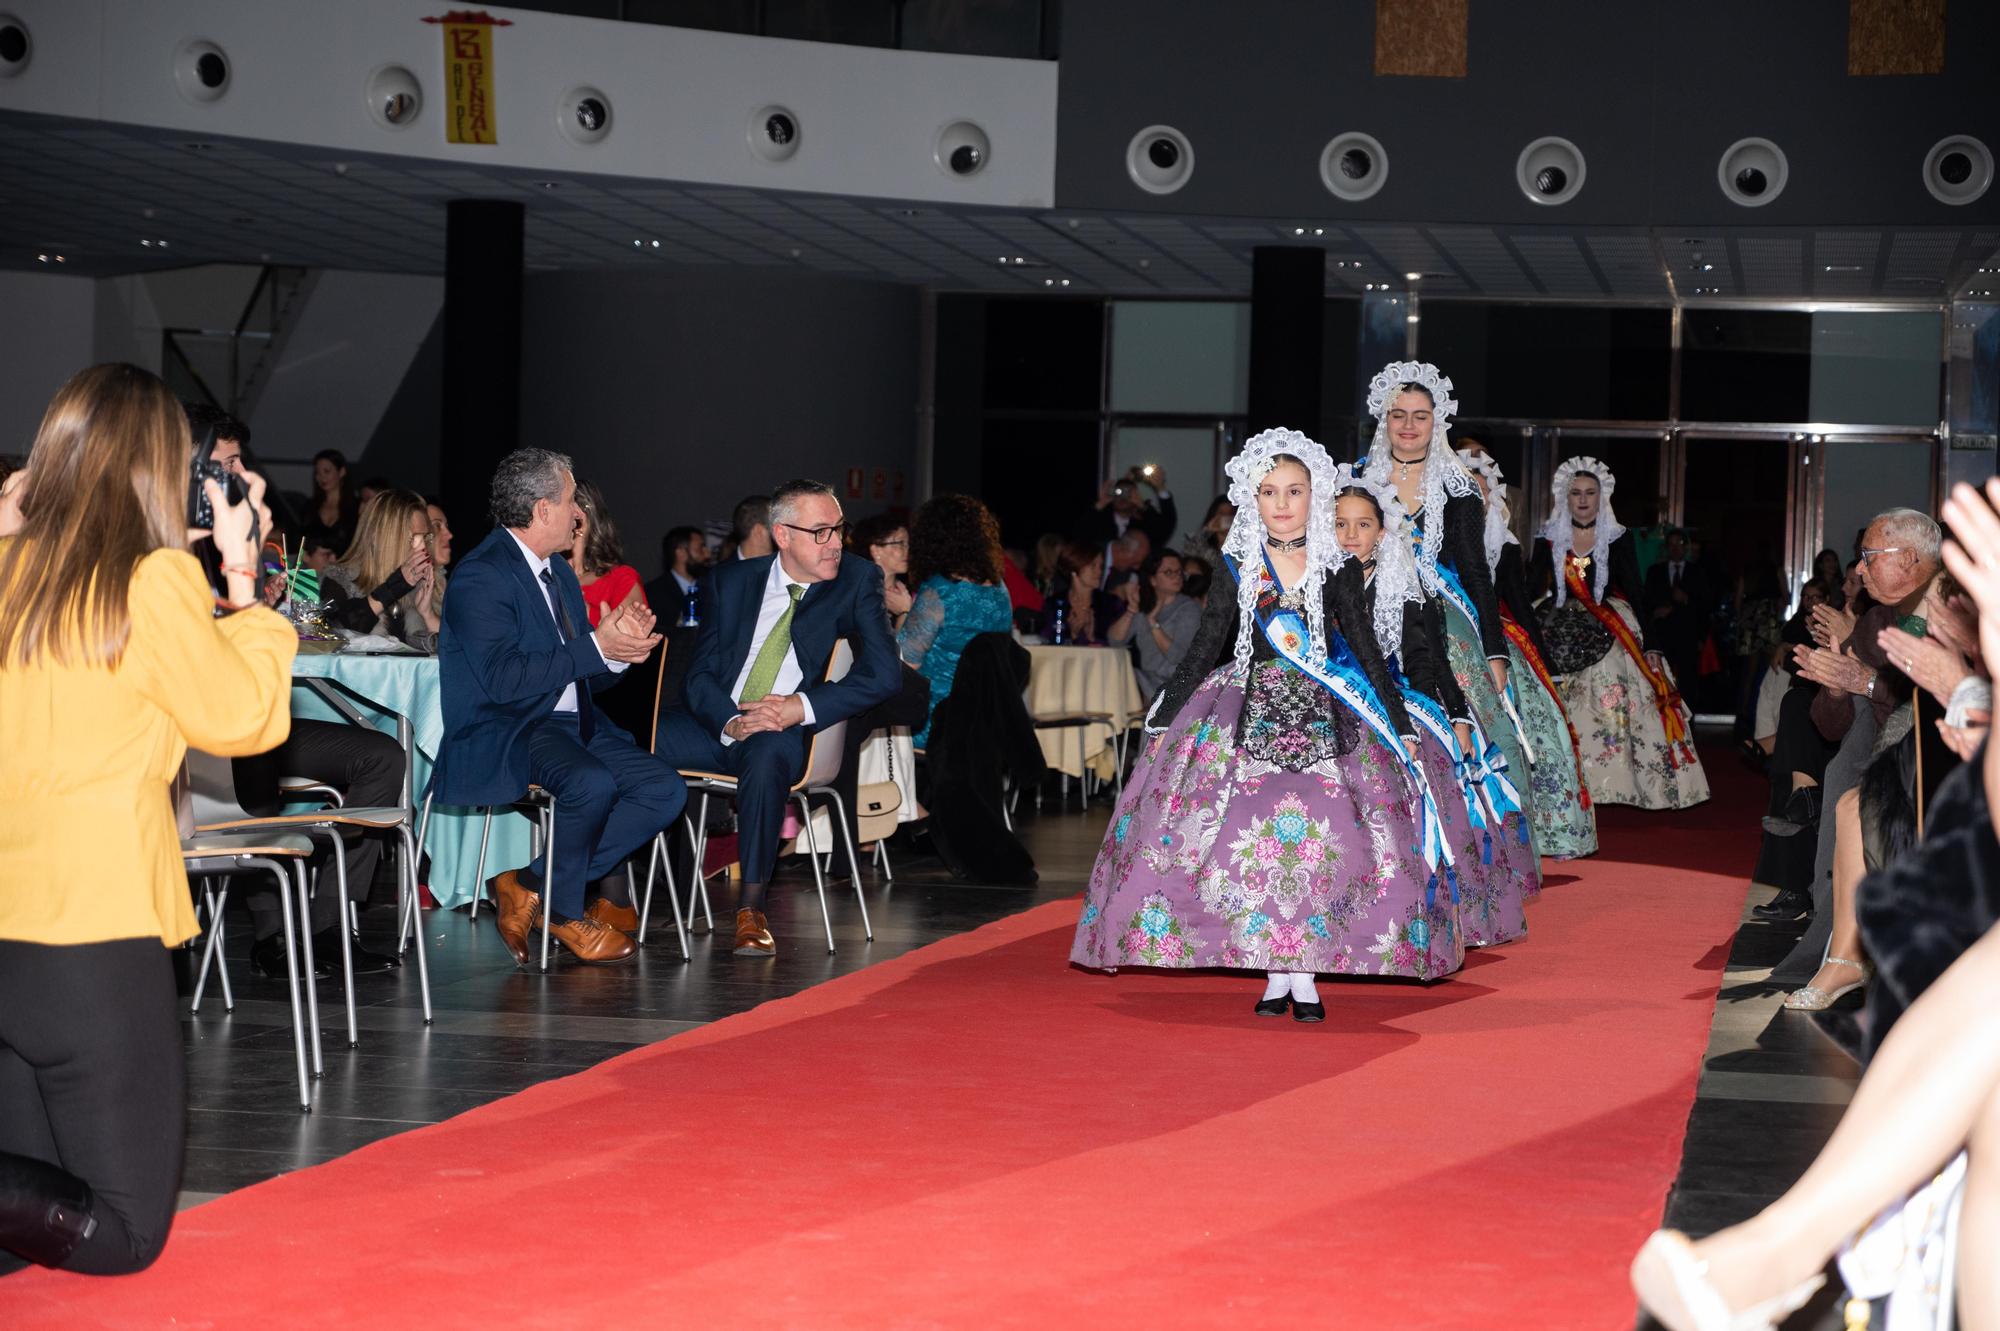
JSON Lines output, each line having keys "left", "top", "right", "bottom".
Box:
{"left": 1246, "top": 246, "right": 1326, "bottom": 439}
{"left": 441, "top": 199, "right": 524, "bottom": 548}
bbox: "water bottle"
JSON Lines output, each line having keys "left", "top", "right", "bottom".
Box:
{"left": 1045, "top": 595, "right": 1069, "bottom": 646}
{"left": 681, "top": 581, "right": 701, "bottom": 628}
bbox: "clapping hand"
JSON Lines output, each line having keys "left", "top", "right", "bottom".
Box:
{"left": 884, "top": 576, "right": 914, "bottom": 617}
{"left": 1939, "top": 708, "right": 1990, "bottom": 762}
{"left": 1793, "top": 643, "right": 1875, "bottom": 696}
{"left": 1940, "top": 479, "right": 2000, "bottom": 691}
{"left": 1875, "top": 625, "right": 1968, "bottom": 708}
{"left": 1810, "top": 602, "right": 1857, "bottom": 651}
{"left": 593, "top": 598, "right": 660, "bottom": 664}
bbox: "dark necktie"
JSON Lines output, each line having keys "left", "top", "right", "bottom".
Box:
{"left": 540, "top": 567, "right": 595, "bottom": 743}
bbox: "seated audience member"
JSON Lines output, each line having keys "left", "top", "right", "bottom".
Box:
{"left": 0, "top": 364, "right": 293, "bottom": 1275}
{"left": 644, "top": 525, "right": 711, "bottom": 628}
{"left": 898, "top": 495, "right": 1014, "bottom": 748}
{"left": 1771, "top": 508, "right": 1942, "bottom": 987}
{"left": 299, "top": 533, "right": 338, "bottom": 575}
{"left": 1082, "top": 464, "right": 1178, "bottom": 548}
{"left": 999, "top": 544, "right": 1044, "bottom": 618}
{"left": 1814, "top": 546, "right": 1847, "bottom": 609}
{"left": 850, "top": 512, "right": 915, "bottom": 628}
{"left": 0, "top": 458, "right": 26, "bottom": 537}
{"left": 304, "top": 448, "right": 361, "bottom": 555}
{"left": 567, "top": 479, "right": 645, "bottom": 627}
{"left": 1101, "top": 529, "right": 1150, "bottom": 595}
{"left": 358, "top": 476, "right": 394, "bottom": 505}
{"left": 654, "top": 479, "right": 899, "bottom": 958}
{"left": 1032, "top": 532, "right": 1065, "bottom": 593}
{"left": 424, "top": 496, "right": 455, "bottom": 571}
{"left": 1180, "top": 553, "right": 1213, "bottom": 606}
{"left": 1184, "top": 493, "right": 1234, "bottom": 559}
{"left": 1042, "top": 538, "right": 1123, "bottom": 645}
{"left": 1107, "top": 548, "right": 1202, "bottom": 697}
{"left": 724, "top": 493, "right": 774, "bottom": 562}
{"left": 322, "top": 489, "right": 444, "bottom": 652}
{"left": 432, "top": 448, "right": 683, "bottom": 965}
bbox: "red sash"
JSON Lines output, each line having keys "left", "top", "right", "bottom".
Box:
{"left": 1501, "top": 612, "right": 1591, "bottom": 809}
{"left": 1563, "top": 554, "right": 1697, "bottom": 769}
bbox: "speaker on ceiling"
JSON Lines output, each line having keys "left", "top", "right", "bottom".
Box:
{"left": 1516, "top": 136, "right": 1586, "bottom": 206}
{"left": 1718, "top": 138, "right": 1789, "bottom": 207}
{"left": 366, "top": 66, "right": 423, "bottom": 130}
{"left": 1319, "top": 131, "right": 1387, "bottom": 202}
{"left": 1125, "top": 125, "right": 1193, "bottom": 195}
{"left": 1924, "top": 135, "right": 1992, "bottom": 206}
{"left": 173, "top": 38, "right": 230, "bottom": 104}
{"left": 749, "top": 105, "right": 800, "bottom": 162}
{"left": 935, "top": 121, "right": 990, "bottom": 178}
{"left": 559, "top": 86, "right": 612, "bottom": 145}
{"left": 0, "top": 14, "right": 30, "bottom": 78}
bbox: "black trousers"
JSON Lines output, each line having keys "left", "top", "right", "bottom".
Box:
{"left": 0, "top": 938, "right": 182, "bottom": 1275}
{"left": 232, "top": 719, "right": 406, "bottom": 939}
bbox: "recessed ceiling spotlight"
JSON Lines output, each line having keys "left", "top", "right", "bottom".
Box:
{"left": 1700, "top": 263, "right": 1714, "bottom": 271}
{"left": 1293, "top": 227, "right": 1305, "bottom": 236}
{"left": 36, "top": 253, "right": 47, "bottom": 262}
{"left": 1042, "top": 278, "right": 1054, "bottom": 286}
{"left": 1406, "top": 314, "right": 1420, "bottom": 323}
{"left": 1824, "top": 264, "right": 1862, "bottom": 273}
{"left": 1313, "top": 228, "right": 1324, "bottom": 236}
{"left": 140, "top": 239, "right": 151, "bottom": 247}
{"left": 1059, "top": 278, "right": 1071, "bottom": 287}
{"left": 538, "top": 181, "right": 561, "bottom": 190}
{"left": 650, "top": 240, "right": 660, "bottom": 248}
{"left": 632, "top": 239, "right": 642, "bottom": 247}
{"left": 1404, "top": 271, "right": 1421, "bottom": 280}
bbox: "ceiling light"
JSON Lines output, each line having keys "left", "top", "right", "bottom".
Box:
{"left": 1824, "top": 264, "right": 1862, "bottom": 272}
{"left": 632, "top": 239, "right": 642, "bottom": 247}
{"left": 140, "top": 239, "right": 151, "bottom": 247}
{"left": 1059, "top": 278, "right": 1071, "bottom": 287}
{"left": 36, "top": 253, "right": 47, "bottom": 262}
{"left": 1406, "top": 314, "right": 1420, "bottom": 323}
{"left": 1313, "top": 228, "right": 1324, "bottom": 236}
{"left": 650, "top": 240, "right": 660, "bottom": 248}
{"left": 54, "top": 254, "right": 64, "bottom": 263}
{"left": 1699, "top": 263, "right": 1714, "bottom": 271}
{"left": 1404, "top": 271, "right": 1421, "bottom": 280}
{"left": 1043, "top": 278, "right": 1054, "bottom": 286}
{"left": 1293, "top": 227, "right": 1305, "bottom": 236}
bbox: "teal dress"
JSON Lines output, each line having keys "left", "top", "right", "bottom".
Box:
{"left": 898, "top": 576, "right": 1014, "bottom": 747}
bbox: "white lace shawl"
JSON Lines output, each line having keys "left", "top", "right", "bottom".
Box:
{"left": 1539, "top": 455, "right": 1623, "bottom": 606}
{"left": 1454, "top": 447, "right": 1518, "bottom": 576}
{"left": 1360, "top": 360, "right": 1479, "bottom": 590}
{"left": 1219, "top": 428, "right": 1348, "bottom": 675}
{"left": 1331, "top": 461, "right": 1422, "bottom": 657}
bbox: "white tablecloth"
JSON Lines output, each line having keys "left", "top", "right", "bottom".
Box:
{"left": 1023, "top": 644, "right": 1145, "bottom": 779}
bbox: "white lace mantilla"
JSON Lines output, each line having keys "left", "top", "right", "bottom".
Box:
{"left": 1539, "top": 455, "right": 1623, "bottom": 606}
{"left": 1454, "top": 447, "right": 1518, "bottom": 576}
{"left": 1220, "top": 428, "right": 1349, "bottom": 676}
{"left": 1331, "top": 461, "right": 1422, "bottom": 657}
{"left": 1360, "top": 360, "right": 1478, "bottom": 586}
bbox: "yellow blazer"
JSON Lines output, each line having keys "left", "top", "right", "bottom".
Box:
{"left": 0, "top": 548, "right": 296, "bottom": 947}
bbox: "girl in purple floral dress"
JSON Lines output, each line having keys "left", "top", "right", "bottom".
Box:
{"left": 1069, "top": 430, "right": 1462, "bottom": 1023}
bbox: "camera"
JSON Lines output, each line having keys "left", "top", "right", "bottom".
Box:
{"left": 186, "top": 425, "right": 246, "bottom": 531}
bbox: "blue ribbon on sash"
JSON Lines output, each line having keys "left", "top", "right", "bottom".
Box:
{"left": 1227, "top": 552, "right": 1452, "bottom": 899}
{"left": 1409, "top": 520, "right": 1537, "bottom": 775}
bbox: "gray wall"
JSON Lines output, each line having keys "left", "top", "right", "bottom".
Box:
{"left": 518, "top": 268, "right": 920, "bottom": 578}
{"left": 1055, "top": 1, "right": 2000, "bottom": 226}
{"left": 0, "top": 271, "right": 94, "bottom": 458}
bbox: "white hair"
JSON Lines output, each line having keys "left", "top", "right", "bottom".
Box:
{"left": 1872, "top": 507, "right": 1941, "bottom": 564}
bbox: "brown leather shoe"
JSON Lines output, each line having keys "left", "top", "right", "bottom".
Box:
{"left": 585, "top": 897, "right": 639, "bottom": 935}
{"left": 533, "top": 911, "right": 637, "bottom": 965}
{"left": 733, "top": 908, "right": 775, "bottom": 957}
{"left": 489, "top": 870, "right": 538, "bottom": 965}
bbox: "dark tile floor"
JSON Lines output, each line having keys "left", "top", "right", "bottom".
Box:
{"left": 174, "top": 799, "right": 1110, "bottom": 1203}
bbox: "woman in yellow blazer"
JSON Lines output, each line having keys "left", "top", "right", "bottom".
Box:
{"left": 0, "top": 364, "right": 294, "bottom": 1275}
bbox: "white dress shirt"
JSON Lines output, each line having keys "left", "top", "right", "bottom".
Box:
{"left": 672, "top": 569, "right": 698, "bottom": 596}
{"left": 506, "top": 531, "right": 624, "bottom": 715}
{"left": 722, "top": 557, "right": 818, "bottom": 744}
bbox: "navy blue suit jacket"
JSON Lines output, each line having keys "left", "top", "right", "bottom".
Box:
{"left": 433, "top": 528, "right": 631, "bottom": 806}
{"left": 680, "top": 552, "right": 899, "bottom": 739}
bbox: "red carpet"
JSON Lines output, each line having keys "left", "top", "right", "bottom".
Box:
{"left": 5, "top": 755, "right": 1758, "bottom": 1330}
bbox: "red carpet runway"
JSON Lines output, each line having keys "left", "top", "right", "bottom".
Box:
{"left": 4, "top": 764, "right": 1756, "bottom": 1330}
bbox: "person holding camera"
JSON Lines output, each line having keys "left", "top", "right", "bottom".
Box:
{"left": 0, "top": 364, "right": 296, "bottom": 1274}
{"left": 1082, "top": 463, "right": 1178, "bottom": 550}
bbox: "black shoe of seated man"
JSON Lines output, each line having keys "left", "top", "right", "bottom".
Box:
{"left": 1752, "top": 889, "right": 1812, "bottom": 922}
{"left": 1290, "top": 999, "right": 1326, "bottom": 1024}
{"left": 310, "top": 929, "right": 401, "bottom": 975}
{"left": 1253, "top": 994, "right": 1291, "bottom": 1018}
{"left": 251, "top": 934, "right": 335, "bottom": 980}
{"left": 1782, "top": 786, "right": 1822, "bottom": 827}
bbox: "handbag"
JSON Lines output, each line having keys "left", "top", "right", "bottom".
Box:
{"left": 854, "top": 731, "right": 904, "bottom": 843}
{"left": 1836, "top": 1150, "right": 1965, "bottom": 1330}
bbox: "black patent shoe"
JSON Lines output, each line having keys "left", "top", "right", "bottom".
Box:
{"left": 310, "top": 930, "right": 401, "bottom": 975}
{"left": 1253, "top": 994, "right": 1291, "bottom": 1017}
{"left": 1291, "top": 999, "right": 1326, "bottom": 1023}
{"left": 251, "top": 935, "right": 334, "bottom": 981}
{"left": 1753, "top": 889, "right": 1812, "bottom": 922}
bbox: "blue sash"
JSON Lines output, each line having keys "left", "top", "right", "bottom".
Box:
{"left": 1410, "top": 520, "right": 1536, "bottom": 767}
{"left": 1227, "top": 552, "right": 1451, "bottom": 894}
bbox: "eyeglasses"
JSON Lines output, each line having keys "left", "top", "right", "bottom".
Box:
{"left": 875, "top": 537, "right": 908, "bottom": 549}
{"left": 779, "top": 521, "right": 849, "bottom": 546}
{"left": 1858, "top": 546, "right": 1905, "bottom": 564}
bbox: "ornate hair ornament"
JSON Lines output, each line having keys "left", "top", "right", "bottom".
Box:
{"left": 1331, "top": 462, "right": 1423, "bottom": 657}
{"left": 1454, "top": 447, "right": 1518, "bottom": 575}
{"left": 1540, "top": 454, "right": 1622, "bottom": 606}
{"left": 1360, "top": 359, "right": 1477, "bottom": 571}
{"left": 1220, "top": 428, "right": 1348, "bottom": 675}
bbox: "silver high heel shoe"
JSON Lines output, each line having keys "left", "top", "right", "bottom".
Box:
{"left": 1630, "top": 1229, "right": 1824, "bottom": 1331}
{"left": 1782, "top": 955, "right": 1868, "bottom": 1011}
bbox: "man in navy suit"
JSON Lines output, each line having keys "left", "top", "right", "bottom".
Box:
{"left": 433, "top": 448, "right": 686, "bottom": 966}
{"left": 656, "top": 478, "right": 900, "bottom": 956}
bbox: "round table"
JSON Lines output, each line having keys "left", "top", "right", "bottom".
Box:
{"left": 291, "top": 651, "right": 533, "bottom": 909}
{"left": 1022, "top": 644, "right": 1145, "bottom": 780}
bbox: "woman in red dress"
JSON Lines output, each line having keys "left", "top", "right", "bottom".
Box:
{"left": 568, "top": 479, "right": 647, "bottom": 627}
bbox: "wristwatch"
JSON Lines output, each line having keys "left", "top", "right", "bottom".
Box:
{"left": 1865, "top": 671, "right": 1878, "bottom": 701}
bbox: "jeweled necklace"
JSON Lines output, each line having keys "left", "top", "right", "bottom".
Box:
{"left": 1392, "top": 447, "right": 1428, "bottom": 482}
{"left": 1266, "top": 533, "right": 1307, "bottom": 552}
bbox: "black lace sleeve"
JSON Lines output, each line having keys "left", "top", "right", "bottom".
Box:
{"left": 1528, "top": 538, "right": 1557, "bottom": 604}
{"left": 1332, "top": 561, "right": 1412, "bottom": 738}
{"left": 1442, "top": 493, "right": 1507, "bottom": 659}
{"left": 1407, "top": 598, "right": 1470, "bottom": 721}
{"left": 1608, "top": 533, "right": 1651, "bottom": 649}
{"left": 1494, "top": 541, "right": 1554, "bottom": 666}
{"left": 1149, "top": 561, "right": 1237, "bottom": 729}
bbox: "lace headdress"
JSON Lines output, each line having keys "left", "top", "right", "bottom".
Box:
{"left": 1360, "top": 360, "right": 1479, "bottom": 579}
{"left": 1454, "top": 447, "right": 1517, "bottom": 576}
{"left": 1330, "top": 461, "right": 1422, "bottom": 657}
{"left": 1219, "top": 428, "right": 1347, "bottom": 674}
{"left": 1539, "top": 455, "right": 1622, "bottom": 606}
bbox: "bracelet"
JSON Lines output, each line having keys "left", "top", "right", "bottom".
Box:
{"left": 213, "top": 595, "right": 254, "bottom": 613}
{"left": 1865, "top": 672, "right": 1878, "bottom": 700}
{"left": 219, "top": 563, "right": 257, "bottom": 578}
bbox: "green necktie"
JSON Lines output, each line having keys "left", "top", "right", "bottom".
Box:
{"left": 739, "top": 583, "right": 805, "bottom": 703}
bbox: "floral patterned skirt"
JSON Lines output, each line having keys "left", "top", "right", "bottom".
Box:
{"left": 1438, "top": 601, "right": 1542, "bottom": 880}
{"left": 1069, "top": 659, "right": 1466, "bottom": 981}
{"left": 1506, "top": 637, "right": 1598, "bottom": 860}
{"left": 1544, "top": 599, "right": 1712, "bottom": 811}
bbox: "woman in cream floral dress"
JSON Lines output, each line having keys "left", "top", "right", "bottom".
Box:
{"left": 1070, "top": 430, "right": 1467, "bottom": 1023}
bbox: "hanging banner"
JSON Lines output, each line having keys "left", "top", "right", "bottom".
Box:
{"left": 423, "top": 10, "right": 512, "bottom": 145}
